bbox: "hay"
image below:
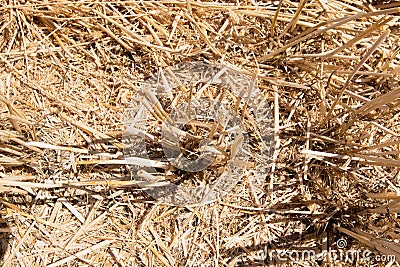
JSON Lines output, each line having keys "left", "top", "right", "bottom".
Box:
{"left": 0, "top": 0, "right": 399, "bottom": 266}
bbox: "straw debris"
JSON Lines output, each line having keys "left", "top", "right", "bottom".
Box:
{"left": 0, "top": 0, "right": 399, "bottom": 266}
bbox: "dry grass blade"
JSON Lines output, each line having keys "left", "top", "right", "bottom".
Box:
{"left": 340, "top": 88, "right": 400, "bottom": 133}
{"left": 318, "top": 29, "right": 391, "bottom": 129}
{"left": 279, "top": 0, "right": 307, "bottom": 37}
{"left": 355, "top": 88, "right": 400, "bottom": 116}
{"left": 0, "top": 95, "right": 25, "bottom": 133}
{"left": 366, "top": 192, "right": 400, "bottom": 200}
{"left": 59, "top": 113, "right": 123, "bottom": 149}
{"left": 46, "top": 240, "right": 113, "bottom": 267}
{"left": 337, "top": 227, "right": 400, "bottom": 262}
{"left": 302, "top": 16, "right": 393, "bottom": 58}
{"left": 367, "top": 199, "right": 400, "bottom": 213}
{"left": 270, "top": 0, "right": 284, "bottom": 37}
{"left": 302, "top": 150, "right": 400, "bottom": 168}
{"left": 258, "top": 7, "right": 400, "bottom": 61}
{"left": 92, "top": 8, "right": 182, "bottom": 53}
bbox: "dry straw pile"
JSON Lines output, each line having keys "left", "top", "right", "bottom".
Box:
{"left": 0, "top": 0, "right": 400, "bottom": 266}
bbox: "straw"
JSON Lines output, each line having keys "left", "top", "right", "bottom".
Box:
{"left": 0, "top": 1, "right": 399, "bottom": 266}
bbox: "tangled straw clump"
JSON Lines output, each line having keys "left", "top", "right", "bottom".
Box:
{"left": 0, "top": 0, "right": 400, "bottom": 266}
{"left": 123, "top": 61, "right": 275, "bottom": 206}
